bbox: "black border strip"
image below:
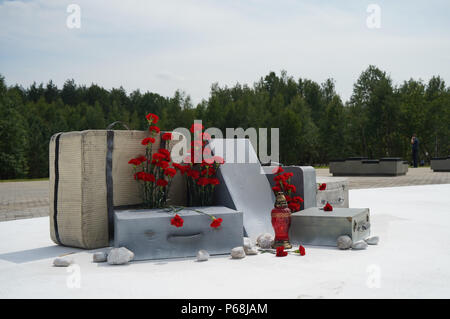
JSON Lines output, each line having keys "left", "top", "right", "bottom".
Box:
{"left": 53, "top": 133, "right": 62, "bottom": 245}
{"left": 106, "top": 130, "right": 114, "bottom": 242}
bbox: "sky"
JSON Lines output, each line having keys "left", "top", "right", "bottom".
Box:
{"left": 0, "top": 0, "right": 449, "bottom": 104}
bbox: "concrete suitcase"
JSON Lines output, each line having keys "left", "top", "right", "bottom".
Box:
{"left": 114, "top": 206, "right": 243, "bottom": 260}
{"left": 49, "top": 129, "right": 186, "bottom": 249}
{"left": 316, "top": 177, "right": 349, "bottom": 208}
{"left": 290, "top": 207, "right": 370, "bottom": 246}
{"left": 264, "top": 166, "right": 317, "bottom": 210}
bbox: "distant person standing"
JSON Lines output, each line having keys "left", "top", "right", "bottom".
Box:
{"left": 411, "top": 134, "right": 419, "bottom": 168}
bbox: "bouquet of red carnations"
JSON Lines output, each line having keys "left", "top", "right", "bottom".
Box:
{"left": 128, "top": 113, "right": 178, "bottom": 208}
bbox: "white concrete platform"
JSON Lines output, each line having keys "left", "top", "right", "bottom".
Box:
{"left": 1, "top": 184, "right": 449, "bottom": 298}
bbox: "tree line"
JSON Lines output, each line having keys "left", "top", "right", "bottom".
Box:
{"left": 0, "top": 65, "right": 449, "bottom": 179}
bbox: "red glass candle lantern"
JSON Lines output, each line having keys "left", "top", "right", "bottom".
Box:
{"left": 271, "top": 192, "right": 292, "bottom": 249}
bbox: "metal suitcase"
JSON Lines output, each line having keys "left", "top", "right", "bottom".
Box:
{"left": 290, "top": 207, "right": 370, "bottom": 246}
{"left": 316, "top": 177, "right": 349, "bottom": 208}
{"left": 114, "top": 206, "right": 243, "bottom": 260}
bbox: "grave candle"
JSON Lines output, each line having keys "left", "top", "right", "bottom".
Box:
{"left": 271, "top": 192, "right": 292, "bottom": 249}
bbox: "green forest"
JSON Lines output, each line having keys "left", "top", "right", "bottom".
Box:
{"left": 1, "top": 65, "right": 449, "bottom": 180}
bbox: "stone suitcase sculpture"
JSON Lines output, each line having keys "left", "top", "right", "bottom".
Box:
{"left": 290, "top": 207, "right": 370, "bottom": 246}
{"left": 49, "top": 129, "right": 186, "bottom": 249}
{"left": 316, "top": 177, "right": 349, "bottom": 208}
{"left": 114, "top": 206, "right": 243, "bottom": 260}
{"left": 264, "top": 166, "right": 317, "bottom": 210}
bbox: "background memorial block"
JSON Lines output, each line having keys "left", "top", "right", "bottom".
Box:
{"left": 330, "top": 157, "right": 408, "bottom": 176}
{"left": 316, "top": 177, "right": 349, "bottom": 208}
{"left": 431, "top": 157, "right": 450, "bottom": 172}
{"left": 290, "top": 207, "right": 370, "bottom": 246}
{"left": 264, "top": 166, "right": 317, "bottom": 210}
{"left": 210, "top": 138, "right": 275, "bottom": 239}
{"left": 49, "top": 130, "right": 186, "bottom": 249}
{"left": 114, "top": 206, "right": 243, "bottom": 260}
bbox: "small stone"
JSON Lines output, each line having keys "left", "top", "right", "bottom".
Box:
{"left": 256, "top": 233, "right": 274, "bottom": 249}
{"left": 337, "top": 235, "right": 352, "bottom": 250}
{"left": 197, "top": 250, "right": 209, "bottom": 262}
{"left": 244, "top": 246, "right": 258, "bottom": 255}
{"left": 243, "top": 237, "right": 253, "bottom": 249}
{"left": 107, "top": 247, "right": 134, "bottom": 265}
{"left": 351, "top": 240, "right": 368, "bottom": 250}
{"left": 243, "top": 237, "right": 258, "bottom": 255}
{"left": 364, "top": 236, "right": 379, "bottom": 245}
{"left": 93, "top": 251, "right": 108, "bottom": 263}
{"left": 53, "top": 256, "right": 74, "bottom": 267}
{"left": 231, "top": 247, "right": 246, "bottom": 259}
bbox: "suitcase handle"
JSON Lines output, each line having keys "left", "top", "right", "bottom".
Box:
{"left": 106, "top": 121, "right": 130, "bottom": 130}
{"left": 167, "top": 233, "right": 203, "bottom": 242}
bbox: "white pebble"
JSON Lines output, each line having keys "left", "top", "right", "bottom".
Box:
{"left": 337, "top": 235, "right": 352, "bottom": 250}
{"left": 93, "top": 251, "right": 108, "bottom": 263}
{"left": 197, "top": 250, "right": 209, "bottom": 262}
{"left": 256, "top": 233, "right": 274, "bottom": 249}
{"left": 351, "top": 241, "right": 368, "bottom": 250}
{"left": 107, "top": 247, "right": 134, "bottom": 265}
{"left": 364, "top": 236, "right": 379, "bottom": 245}
{"left": 53, "top": 256, "right": 74, "bottom": 267}
{"left": 231, "top": 247, "right": 246, "bottom": 259}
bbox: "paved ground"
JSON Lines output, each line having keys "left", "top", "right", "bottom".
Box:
{"left": 316, "top": 167, "right": 450, "bottom": 189}
{"left": 0, "top": 167, "right": 449, "bottom": 222}
{"left": 0, "top": 181, "right": 49, "bottom": 222}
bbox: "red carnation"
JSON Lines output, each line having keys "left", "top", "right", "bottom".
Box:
{"left": 146, "top": 113, "right": 159, "bottom": 124}
{"left": 152, "top": 153, "right": 165, "bottom": 161}
{"left": 187, "top": 169, "right": 200, "bottom": 179}
{"left": 162, "top": 132, "right": 172, "bottom": 141}
{"left": 213, "top": 156, "right": 224, "bottom": 164}
{"left": 272, "top": 166, "right": 284, "bottom": 174}
{"left": 128, "top": 158, "right": 141, "bottom": 166}
{"left": 134, "top": 171, "right": 146, "bottom": 180}
{"left": 276, "top": 246, "right": 288, "bottom": 257}
{"left": 158, "top": 148, "right": 171, "bottom": 161}
{"left": 323, "top": 202, "right": 333, "bottom": 211}
{"left": 190, "top": 123, "right": 204, "bottom": 133}
{"left": 287, "top": 184, "right": 296, "bottom": 193}
{"left": 288, "top": 202, "right": 301, "bottom": 212}
{"left": 156, "top": 179, "right": 168, "bottom": 187}
{"left": 272, "top": 186, "right": 281, "bottom": 193}
{"left": 157, "top": 160, "right": 169, "bottom": 169}
{"left": 136, "top": 155, "right": 147, "bottom": 163}
{"left": 208, "top": 178, "right": 220, "bottom": 186}
{"left": 210, "top": 217, "right": 223, "bottom": 228}
{"left": 319, "top": 183, "right": 327, "bottom": 191}
{"left": 141, "top": 137, "right": 155, "bottom": 145}
{"left": 196, "top": 177, "right": 209, "bottom": 186}
{"left": 142, "top": 173, "right": 155, "bottom": 182}
{"left": 164, "top": 167, "right": 177, "bottom": 178}
{"left": 149, "top": 126, "right": 160, "bottom": 133}
{"left": 170, "top": 214, "right": 183, "bottom": 227}
{"left": 293, "top": 196, "right": 304, "bottom": 203}
{"left": 299, "top": 245, "right": 306, "bottom": 256}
